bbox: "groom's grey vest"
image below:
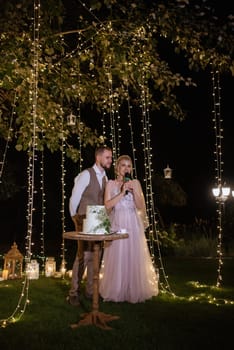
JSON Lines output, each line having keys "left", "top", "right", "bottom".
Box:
{"left": 77, "top": 167, "right": 105, "bottom": 216}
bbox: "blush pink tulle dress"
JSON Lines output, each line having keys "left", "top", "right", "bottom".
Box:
{"left": 99, "top": 180, "right": 159, "bottom": 303}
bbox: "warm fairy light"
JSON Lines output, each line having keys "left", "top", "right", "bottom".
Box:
{"left": 0, "top": 93, "right": 16, "bottom": 183}
{"left": 39, "top": 148, "right": 46, "bottom": 272}
{"left": 139, "top": 69, "right": 173, "bottom": 295}
{"left": 0, "top": 276, "right": 31, "bottom": 327}
{"left": 125, "top": 70, "right": 137, "bottom": 177}
{"left": 60, "top": 113, "right": 67, "bottom": 275}
{"left": 107, "top": 57, "right": 119, "bottom": 162}
{"left": 211, "top": 68, "right": 225, "bottom": 288}
{"left": 75, "top": 33, "right": 83, "bottom": 172}
{"left": 0, "top": 0, "right": 41, "bottom": 328}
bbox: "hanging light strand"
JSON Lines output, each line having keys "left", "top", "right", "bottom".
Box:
{"left": 140, "top": 69, "right": 173, "bottom": 295}
{"left": 25, "top": 0, "right": 40, "bottom": 262}
{"left": 125, "top": 68, "right": 138, "bottom": 178}
{"left": 77, "top": 32, "right": 83, "bottom": 172}
{"left": 60, "top": 111, "right": 67, "bottom": 277}
{"left": 39, "top": 145, "right": 46, "bottom": 271}
{"left": 0, "top": 0, "right": 41, "bottom": 328}
{"left": 106, "top": 54, "right": 118, "bottom": 163}
{"left": 211, "top": 68, "right": 224, "bottom": 288}
{"left": 0, "top": 92, "right": 17, "bottom": 182}
{"left": 212, "top": 70, "right": 223, "bottom": 186}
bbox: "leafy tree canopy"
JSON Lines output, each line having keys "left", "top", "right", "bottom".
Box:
{"left": 0, "top": 0, "right": 233, "bottom": 161}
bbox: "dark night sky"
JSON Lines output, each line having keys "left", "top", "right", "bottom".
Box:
{"left": 153, "top": 72, "right": 234, "bottom": 219}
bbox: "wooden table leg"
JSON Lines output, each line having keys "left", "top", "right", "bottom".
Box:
{"left": 71, "top": 242, "right": 119, "bottom": 330}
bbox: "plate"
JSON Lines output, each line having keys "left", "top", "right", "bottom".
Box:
{"left": 78, "top": 232, "right": 117, "bottom": 236}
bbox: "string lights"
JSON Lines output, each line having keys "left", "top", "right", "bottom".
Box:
{"left": 73, "top": 1, "right": 174, "bottom": 295}
{"left": 124, "top": 69, "right": 138, "bottom": 178}
{"left": 0, "top": 93, "right": 16, "bottom": 183}
{"left": 139, "top": 70, "right": 173, "bottom": 295}
{"left": 0, "top": 0, "right": 41, "bottom": 328}
{"left": 2, "top": 1, "right": 233, "bottom": 329}
{"left": 76, "top": 32, "right": 83, "bottom": 173}
{"left": 211, "top": 68, "right": 225, "bottom": 288}
{"left": 106, "top": 53, "right": 119, "bottom": 163}
{"left": 39, "top": 146, "right": 46, "bottom": 272}
{"left": 60, "top": 111, "right": 67, "bottom": 277}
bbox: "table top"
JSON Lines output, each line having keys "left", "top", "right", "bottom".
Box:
{"left": 63, "top": 231, "right": 129, "bottom": 242}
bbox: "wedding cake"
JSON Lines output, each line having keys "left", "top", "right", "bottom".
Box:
{"left": 83, "top": 205, "right": 111, "bottom": 234}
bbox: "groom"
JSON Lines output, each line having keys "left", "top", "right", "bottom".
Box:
{"left": 67, "top": 146, "right": 112, "bottom": 306}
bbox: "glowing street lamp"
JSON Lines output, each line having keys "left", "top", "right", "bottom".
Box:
{"left": 212, "top": 184, "right": 231, "bottom": 202}
{"left": 211, "top": 183, "right": 231, "bottom": 288}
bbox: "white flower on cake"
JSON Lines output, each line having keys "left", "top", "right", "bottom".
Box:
{"left": 83, "top": 205, "right": 111, "bottom": 234}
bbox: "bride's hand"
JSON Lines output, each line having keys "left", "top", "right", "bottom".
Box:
{"left": 124, "top": 180, "right": 134, "bottom": 193}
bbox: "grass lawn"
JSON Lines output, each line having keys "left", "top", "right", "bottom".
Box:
{"left": 0, "top": 257, "right": 233, "bottom": 350}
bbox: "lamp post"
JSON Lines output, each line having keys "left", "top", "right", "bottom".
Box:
{"left": 212, "top": 184, "right": 231, "bottom": 203}
{"left": 212, "top": 184, "right": 233, "bottom": 287}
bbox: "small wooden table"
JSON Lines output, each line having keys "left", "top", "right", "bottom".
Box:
{"left": 63, "top": 231, "right": 129, "bottom": 330}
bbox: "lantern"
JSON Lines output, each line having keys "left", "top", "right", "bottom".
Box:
{"left": 67, "top": 113, "right": 76, "bottom": 126}
{"left": 25, "top": 259, "right": 39, "bottom": 280}
{"left": 45, "top": 257, "right": 56, "bottom": 277}
{"left": 2, "top": 269, "right": 9, "bottom": 280}
{"left": 164, "top": 164, "right": 172, "bottom": 179}
{"left": 66, "top": 270, "right": 73, "bottom": 278}
{"left": 60, "top": 259, "right": 67, "bottom": 276}
{"left": 3, "top": 242, "right": 23, "bottom": 279}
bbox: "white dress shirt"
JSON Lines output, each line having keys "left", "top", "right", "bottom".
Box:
{"left": 69, "top": 164, "right": 107, "bottom": 217}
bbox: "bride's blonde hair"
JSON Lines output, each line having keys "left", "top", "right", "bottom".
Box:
{"left": 115, "top": 155, "right": 133, "bottom": 177}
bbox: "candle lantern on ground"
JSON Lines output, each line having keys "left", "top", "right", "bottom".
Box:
{"left": 2, "top": 269, "right": 8, "bottom": 280}
{"left": 60, "top": 259, "right": 66, "bottom": 276}
{"left": 45, "top": 257, "right": 56, "bottom": 277}
{"left": 25, "top": 259, "right": 39, "bottom": 280}
{"left": 3, "top": 242, "right": 23, "bottom": 279}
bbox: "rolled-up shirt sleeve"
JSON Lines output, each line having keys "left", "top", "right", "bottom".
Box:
{"left": 69, "top": 170, "right": 90, "bottom": 217}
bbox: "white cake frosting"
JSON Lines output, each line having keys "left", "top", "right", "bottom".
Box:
{"left": 83, "top": 205, "right": 111, "bottom": 234}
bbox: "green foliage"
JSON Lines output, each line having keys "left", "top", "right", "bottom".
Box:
{"left": 0, "top": 171, "right": 21, "bottom": 200}
{"left": 174, "top": 236, "right": 218, "bottom": 257}
{"left": 153, "top": 174, "right": 187, "bottom": 207}
{"left": 0, "top": 0, "right": 233, "bottom": 161}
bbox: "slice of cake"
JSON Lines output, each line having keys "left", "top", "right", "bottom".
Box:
{"left": 83, "top": 205, "right": 111, "bottom": 234}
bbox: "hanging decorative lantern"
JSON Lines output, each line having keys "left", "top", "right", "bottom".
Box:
{"left": 25, "top": 259, "right": 39, "bottom": 280}
{"left": 67, "top": 113, "right": 76, "bottom": 126}
{"left": 3, "top": 242, "right": 23, "bottom": 279}
{"left": 45, "top": 257, "right": 56, "bottom": 277}
{"left": 164, "top": 164, "right": 172, "bottom": 179}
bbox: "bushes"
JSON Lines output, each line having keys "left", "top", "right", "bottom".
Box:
{"left": 157, "top": 219, "right": 234, "bottom": 257}
{"left": 174, "top": 235, "right": 218, "bottom": 257}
